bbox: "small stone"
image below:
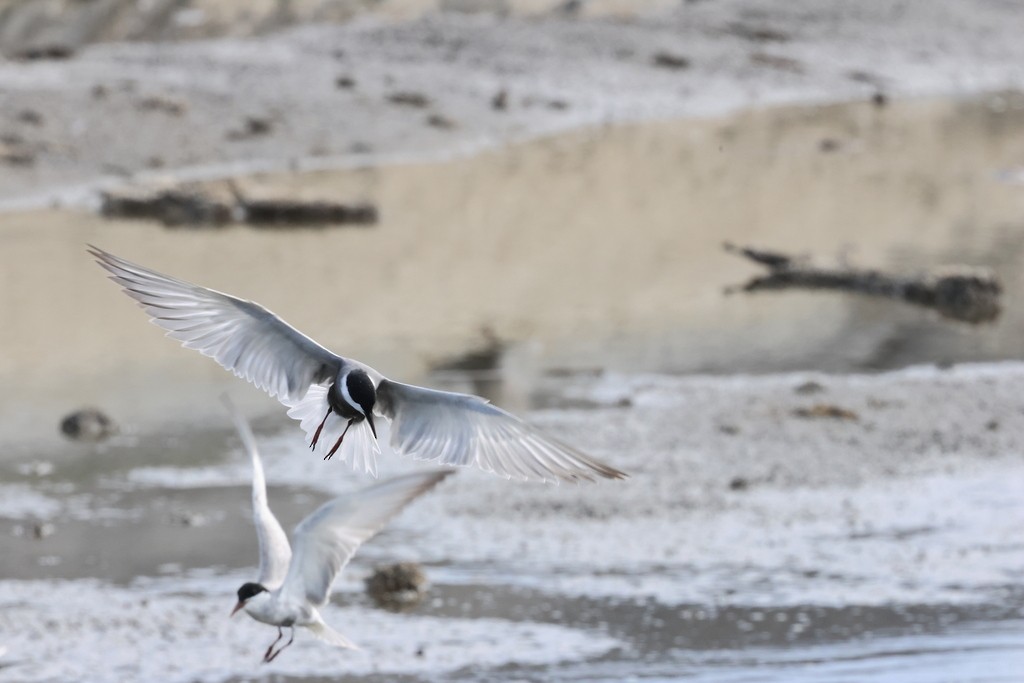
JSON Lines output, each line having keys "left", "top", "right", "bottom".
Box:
{"left": 387, "top": 92, "right": 430, "bottom": 108}
{"left": 491, "top": 89, "right": 508, "bottom": 111}
{"left": 366, "top": 562, "right": 428, "bottom": 611}
{"left": 136, "top": 95, "right": 187, "bottom": 116}
{"left": 426, "top": 114, "right": 456, "bottom": 129}
{"left": 16, "top": 110, "right": 43, "bottom": 126}
{"left": 60, "top": 408, "right": 116, "bottom": 442}
{"left": 33, "top": 522, "right": 56, "bottom": 539}
{"left": 728, "top": 477, "right": 750, "bottom": 491}
{"left": 793, "top": 381, "right": 824, "bottom": 395}
{"left": 793, "top": 404, "right": 859, "bottom": 421}
{"left": 819, "top": 138, "right": 841, "bottom": 153}
{"left": 652, "top": 51, "right": 690, "bottom": 70}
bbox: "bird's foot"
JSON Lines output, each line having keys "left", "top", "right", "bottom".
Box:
{"left": 324, "top": 419, "right": 354, "bottom": 461}
{"left": 310, "top": 408, "right": 332, "bottom": 450}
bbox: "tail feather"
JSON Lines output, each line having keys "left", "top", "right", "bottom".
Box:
{"left": 285, "top": 384, "right": 381, "bottom": 476}
{"left": 306, "top": 620, "right": 358, "bottom": 650}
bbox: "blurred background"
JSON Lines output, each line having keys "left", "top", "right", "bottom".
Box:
{"left": 1, "top": 1, "right": 1023, "bottom": 681}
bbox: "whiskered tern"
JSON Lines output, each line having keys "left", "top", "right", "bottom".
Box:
{"left": 91, "top": 247, "right": 627, "bottom": 484}
{"left": 222, "top": 396, "right": 452, "bottom": 662}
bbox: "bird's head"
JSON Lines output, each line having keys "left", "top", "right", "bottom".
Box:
{"left": 343, "top": 369, "right": 377, "bottom": 438}
{"left": 231, "top": 582, "right": 268, "bottom": 617}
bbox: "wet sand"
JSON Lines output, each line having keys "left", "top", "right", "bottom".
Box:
{"left": 2, "top": 0, "right": 1024, "bottom": 208}
{"left": 2, "top": 3, "right": 1024, "bottom": 680}
{"left": 1, "top": 363, "right": 1022, "bottom": 681}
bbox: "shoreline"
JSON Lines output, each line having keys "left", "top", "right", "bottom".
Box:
{"left": 2, "top": 1, "right": 1024, "bottom": 205}
{"left": 3, "top": 92, "right": 1024, "bottom": 448}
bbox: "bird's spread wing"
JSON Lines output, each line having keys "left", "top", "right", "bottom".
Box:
{"left": 284, "top": 384, "right": 381, "bottom": 476}
{"left": 375, "top": 380, "right": 627, "bottom": 484}
{"left": 90, "top": 246, "right": 342, "bottom": 402}
{"left": 280, "top": 471, "right": 452, "bottom": 607}
{"left": 221, "top": 395, "right": 292, "bottom": 589}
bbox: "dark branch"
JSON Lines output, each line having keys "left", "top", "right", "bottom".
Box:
{"left": 723, "top": 242, "right": 1002, "bottom": 325}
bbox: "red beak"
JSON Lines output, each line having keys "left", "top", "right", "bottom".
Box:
{"left": 230, "top": 601, "right": 245, "bottom": 618}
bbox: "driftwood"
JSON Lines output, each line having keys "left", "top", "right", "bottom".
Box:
{"left": 101, "top": 184, "right": 378, "bottom": 229}
{"left": 724, "top": 242, "right": 1002, "bottom": 325}
{"left": 100, "top": 190, "right": 232, "bottom": 227}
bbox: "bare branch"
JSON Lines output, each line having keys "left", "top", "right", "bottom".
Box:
{"left": 724, "top": 242, "right": 1002, "bottom": 325}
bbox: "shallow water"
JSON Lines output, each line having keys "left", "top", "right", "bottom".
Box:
{"left": 2, "top": 365, "right": 1023, "bottom": 681}
{"left": 5, "top": 92, "right": 1024, "bottom": 450}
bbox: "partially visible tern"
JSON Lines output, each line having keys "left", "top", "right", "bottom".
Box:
{"left": 222, "top": 395, "right": 453, "bottom": 663}
{"left": 91, "top": 247, "right": 626, "bottom": 483}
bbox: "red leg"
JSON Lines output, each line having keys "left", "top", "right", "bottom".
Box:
{"left": 310, "top": 408, "right": 332, "bottom": 450}
{"left": 265, "top": 627, "right": 295, "bottom": 663}
{"left": 324, "top": 419, "right": 354, "bottom": 461}
{"left": 262, "top": 626, "right": 283, "bottom": 663}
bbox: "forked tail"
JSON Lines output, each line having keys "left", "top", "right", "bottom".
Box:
{"left": 306, "top": 620, "right": 359, "bottom": 650}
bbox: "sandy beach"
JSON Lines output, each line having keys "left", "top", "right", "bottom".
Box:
{"left": 2, "top": 1, "right": 1024, "bottom": 681}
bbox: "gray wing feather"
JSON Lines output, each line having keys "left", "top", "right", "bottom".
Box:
{"left": 280, "top": 471, "right": 453, "bottom": 607}
{"left": 221, "top": 395, "right": 292, "bottom": 590}
{"left": 90, "top": 246, "right": 341, "bottom": 402}
{"left": 375, "top": 380, "right": 627, "bottom": 484}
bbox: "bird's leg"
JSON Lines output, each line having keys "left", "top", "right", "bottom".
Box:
{"left": 262, "top": 627, "right": 284, "bottom": 663}
{"left": 324, "top": 419, "right": 354, "bottom": 461}
{"left": 310, "top": 408, "right": 332, "bottom": 450}
{"left": 265, "top": 627, "right": 296, "bottom": 663}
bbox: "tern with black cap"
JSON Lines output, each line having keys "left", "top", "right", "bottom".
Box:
{"left": 222, "top": 395, "right": 452, "bottom": 662}
{"left": 91, "top": 247, "right": 627, "bottom": 483}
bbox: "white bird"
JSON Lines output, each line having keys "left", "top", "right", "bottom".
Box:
{"left": 91, "top": 247, "right": 627, "bottom": 484}
{"left": 222, "top": 395, "right": 453, "bottom": 663}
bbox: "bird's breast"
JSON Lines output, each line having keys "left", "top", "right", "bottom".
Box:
{"left": 328, "top": 382, "right": 364, "bottom": 420}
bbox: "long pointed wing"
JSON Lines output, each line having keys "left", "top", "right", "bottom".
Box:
{"left": 90, "top": 246, "right": 342, "bottom": 402}
{"left": 221, "top": 395, "right": 292, "bottom": 589}
{"left": 375, "top": 380, "right": 627, "bottom": 484}
{"left": 280, "top": 471, "right": 453, "bottom": 607}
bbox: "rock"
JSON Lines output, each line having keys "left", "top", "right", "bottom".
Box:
{"left": 136, "top": 95, "right": 187, "bottom": 116}
{"left": 226, "top": 116, "right": 273, "bottom": 141}
{"left": 12, "top": 44, "right": 75, "bottom": 60}
{"left": 794, "top": 381, "right": 825, "bottom": 395}
{"left": 60, "top": 408, "right": 116, "bottom": 442}
{"left": 792, "top": 404, "right": 859, "bottom": 421}
{"left": 491, "top": 89, "right": 508, "bottom": 111}
{"left": 387, "top": 92, "right": 430, "bottom": 108}
{"left": 651, "top": 51, "right": 690, "bottom": 70}
{"left": 15, "top": 110, "right": 43, "bottom": 126}
{"left": 365, "top": 562, "right": 428, "bottom": 611}
{"left": 728, "top": 476, "right": 750, "bottom": 491}
{"left": 749, "top": 52, "right": 804, "bottom": 73}
{"left": 726, "top": 23, "right": 791, "bottom": 43}
{"left": 426, "top": 114, "right": 456, "bottom": 129}
{"left": 32, "top": 522, "right": 56, "bottom": 539}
